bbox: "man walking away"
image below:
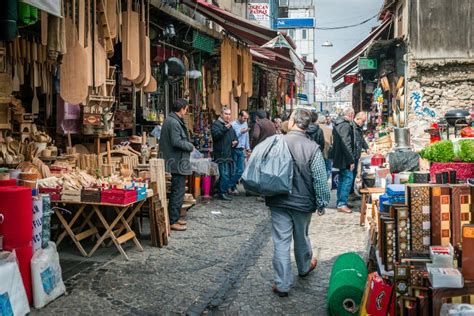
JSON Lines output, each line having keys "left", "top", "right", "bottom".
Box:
{"left": 332, "top": 107, "right": 356, "bottom": 214}
{"left": 351, "top": 112, "right": 369, "bottom": 198}
{"left": 229, "top": 110, "right": 250, "bottom": 195}
{"left": 251, "top": 109, "right": 276, "bottom": 148}
{"left": 318, "top": 115, "right": 333, "bottom": 180}
{"left": 159, "top": 99, "right": 194, "bottom": 231}
{"left": 306, "top": 112, "right": 325, "bottom": 151}
{"left": 211, "top": 107, "right": 238, "bottom": 201}
{"left": 265, "top": 108, "right": 331, "bottom": 297}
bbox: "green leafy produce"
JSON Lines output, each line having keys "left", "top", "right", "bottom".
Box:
{"left": 458, "top": 139, "right": 474, "bottom": 162}
{"left": 420, "top": 140, "right": 455, "bottom": 162}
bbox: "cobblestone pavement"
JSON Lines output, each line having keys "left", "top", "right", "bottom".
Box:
{"left": 32, "top": 192, "right": 368, "bottom": 315}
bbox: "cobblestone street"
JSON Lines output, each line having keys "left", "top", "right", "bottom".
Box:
{"left": 32, "top": 192, "right": 368, "bottom": 315}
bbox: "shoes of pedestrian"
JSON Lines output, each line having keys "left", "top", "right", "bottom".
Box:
{"left": 337, "top": 206, "right": 353, "bottom": 213}
{"left": 271, "top": 283, "right": 289, "bottom": 297}
{"left": 299, "top": 258, "right": 318, "bottom": 277}
{"left": 317, "top": 208, "right": 325, "bottom": 216}
{"left": 227, "top": 188, "right": 240, "bottom": 195}
{"left": 256, "top": 196, "right": 265, "bottom": 202}
{"left": 177, "top": 219, "right": 187, "bottom": 225}
{"left": 219, "top": 194, "right": 233, "bottom": 201}
{"left": 170, "top": 223, "right": 187, "bottom": 231}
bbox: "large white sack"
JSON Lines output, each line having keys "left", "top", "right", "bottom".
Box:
{"left": 30, "top": 242, "right": 66, "bottom": 309}
{"left": 0, "top": 251, "right": 30, "bottom": 316}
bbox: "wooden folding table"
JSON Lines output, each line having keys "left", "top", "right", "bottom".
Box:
{"left": 54, "top": 199, "right": 147, "bottom": 260}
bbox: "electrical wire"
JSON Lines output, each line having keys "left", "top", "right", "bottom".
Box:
{"left": 315, "top": 13, "right": 379, "bottom": 30}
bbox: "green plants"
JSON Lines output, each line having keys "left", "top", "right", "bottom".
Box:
{"left": 420, "top": 140, "right": 455, "bottom": 162}
{"left": 457, "top": 139, "right": 474, "bottom": 162}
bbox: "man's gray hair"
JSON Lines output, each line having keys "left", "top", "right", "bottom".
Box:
{"left": 292, "top": 108, "right": 312, "bottom": 131}
{"left": 318, "top": 115, "right": 326, "bottom": 124}
{"left": 343, "top": 107, "right": 355, "bottom": 117}
{"left": 355, "top": 111, "right": 367, "bottom": 119}
{"left": 221, "top": 107, "right": 231, "bottom": 114}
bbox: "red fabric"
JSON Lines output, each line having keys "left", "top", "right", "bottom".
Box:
{"left": 367, "top": 272, "right": 393, "bottom": 315}
{"left": 0, "top": 179, "right": 17, "bottom": 187}
{"left": 430, "top": 162, "right": 474, "bottom": 180}
{"left": 0, "top": 186, "right": 33, "bottom": 249}
{"left": 13, "top": 246, "right": 33, "bottom": 304}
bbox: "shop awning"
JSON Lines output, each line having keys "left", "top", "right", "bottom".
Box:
{"left": 304, "top": 61, "right": 317, "bottom": 76}
{"left": 181, "top": 0, "right": 295, "bottom": 48}
{"left": 330, "top": 18, "right": 392, "bottom": 86}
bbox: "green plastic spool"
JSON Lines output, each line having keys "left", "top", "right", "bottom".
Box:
{"left": 327, "top": 253, "right": 368, "bottom": 316}
{"left": 19, "top": 3, "right": 38, "bottom": 26}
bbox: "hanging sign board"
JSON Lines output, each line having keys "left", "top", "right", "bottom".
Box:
{"left": 276, "top": 18, "right": 315, "bottom": 29}
{"left": 21, "top": 0, "right": 62, "bottom": 17}
{"left": 358, "top": 57, "right": 378, "bottom": 70}
{"left": 248, "top": 3, "right": 270, "bottom": 21}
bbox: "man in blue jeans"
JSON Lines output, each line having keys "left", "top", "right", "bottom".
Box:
{"left": 331, "top": 107, "right": 356, "bottom": 213}
{"left": 229, "top": 110, "right": 250, "bottom": 194}
{"left": 211, "top": 107, "right": 238, "bottom": 201}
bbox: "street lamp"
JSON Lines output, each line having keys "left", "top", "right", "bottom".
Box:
{"left": 322, "top": 40, "right": 333, "bottom": 47}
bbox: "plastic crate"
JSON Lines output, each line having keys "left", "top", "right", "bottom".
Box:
{"left": 101, "top": 189, "right": 136, "bottom": 205}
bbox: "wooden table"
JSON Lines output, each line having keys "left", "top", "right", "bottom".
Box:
{"left": 54, "top": 199, "right": 146, "bottom": 260}
{"left": 359, "top": 187, "right": 386, "bottom": 226}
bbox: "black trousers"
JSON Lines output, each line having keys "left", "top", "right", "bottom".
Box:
{"left": 168, "top": 173, "right": 186, "bottom": 225}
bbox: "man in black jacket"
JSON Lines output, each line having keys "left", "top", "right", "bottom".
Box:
{"left": 159, "top": 99, "right": 194, "bottom": 231}
{"left": 211, "top": 107, "right": 238, "bottom": 201}
{"left": 306, "top": 111, "right": 325, "bottom": 151}
{"left": 331, "top": 107, "right": 356, "bottom": 213}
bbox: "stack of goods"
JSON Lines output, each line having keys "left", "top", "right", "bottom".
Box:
{"left": 327, "top": 252, "right": 368, "bottom": 316}
{"left": 386, "top": 184, "right": 406, "bottom": 204}
{"left": 374, "top": 182, "right": 474, "bottom": 314}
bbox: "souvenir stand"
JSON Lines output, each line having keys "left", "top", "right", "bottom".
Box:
{"left": 352, "top": 116, "right": 474, "bottom": 314}
{"left": 0, "top": 1, "right": 199, "bottom": 312}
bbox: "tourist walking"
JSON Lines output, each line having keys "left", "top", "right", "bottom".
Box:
{"left": 159, "top": 99, "right": 194, "bottom": 231}
{"left": 211, "top": 107, "right": 238, "bottom": 201}
{"left": 251, "top": 109, "right": 276, "bottom": 148}
{"left": 265, "top": 108, "right": 331, "bottom": 297}
{"left": 229, "top": 110, "right": 250, "bottom": 195}
{"left": 331, "top": 107, "right": 356, "bottom": 213}
{"left": 306, "top": 112, "right": 325, "bottom": 151}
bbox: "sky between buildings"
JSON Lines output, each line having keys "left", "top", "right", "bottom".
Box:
{"left": 314, "top": 0, "right": 384, "bottom": 88}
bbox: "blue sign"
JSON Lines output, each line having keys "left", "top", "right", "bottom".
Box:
{"left": 276, "top": 18, "right": 315, "bottom": 29}
{"left": 297, "top": 93, "right": 308, "bottom": 101}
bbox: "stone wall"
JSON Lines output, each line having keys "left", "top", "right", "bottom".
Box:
{"left": 406, "top": 59, "right": 474, "bottom": 150}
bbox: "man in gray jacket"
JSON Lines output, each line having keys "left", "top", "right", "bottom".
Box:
{"left": 159, "top": 99, "right": 194, "bottom": 231}
{"left": 265, "top": 108, "right": 331, "bottom": 297}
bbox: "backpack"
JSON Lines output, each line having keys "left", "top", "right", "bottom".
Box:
{"left": 242, "top": 135, "right": 294, "bottom": 196}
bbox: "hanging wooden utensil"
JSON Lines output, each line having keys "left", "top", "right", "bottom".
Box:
{"left": 97, "top": 0, "right": 114, "bottom": 56}
{"left": 93, "top": 0, "right": 107, "bottom": 88}
{"left": 31, "top": 65, "right": 39, "bottom": 114}
{"left": 143, "top": 0, "right": 151, "bottom": 86}
{"left": 41, "top": 11, "right": 48, "bottom": 46}
{"left": 60, "top": 0, "right": 89, "bottom": 104}
{"left": 133, "top": 0, "right": 146, "bottom": 85}
{"left": 144, "top": 76, "right": 157, "bottom": 93}
{"left": 106, "top": 0, "right": 117, "bottom": 39}
{"left": 396, "top": 76, "right": 404, "bottom": 90}
{"left": 122, "top": 0, "right": 140, "bottom": 80}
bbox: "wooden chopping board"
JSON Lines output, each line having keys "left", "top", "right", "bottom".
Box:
{"left": 60, "top": 0, "right": 89, "bottom": 104}
{"left": 133, "top": 1, "right": 146, "bottom": 85}
{"left": 122, "top": 0, "right": 140, "bottom": 81}
{"left": 106, "top": 0, "right": 117, "bottom": 39}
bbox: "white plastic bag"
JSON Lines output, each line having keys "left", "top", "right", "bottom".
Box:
{"left": 31, "top": 242, "right": 66, "bottom": 309}
{"left": 0, "top": 250, "right": 30, "bottom": 316}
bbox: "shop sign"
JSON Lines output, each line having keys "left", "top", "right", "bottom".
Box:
{"left": 276, "top": 18, "right": 315, "bottom": 29}
{"left": 248, "top": 3, "right": 270, "bottom": 21}
{"left": 358, "top": 57, "right": 378, "bottom": 70}
{"left": 344, "top": 74, "right": 359, "bottom": 84}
